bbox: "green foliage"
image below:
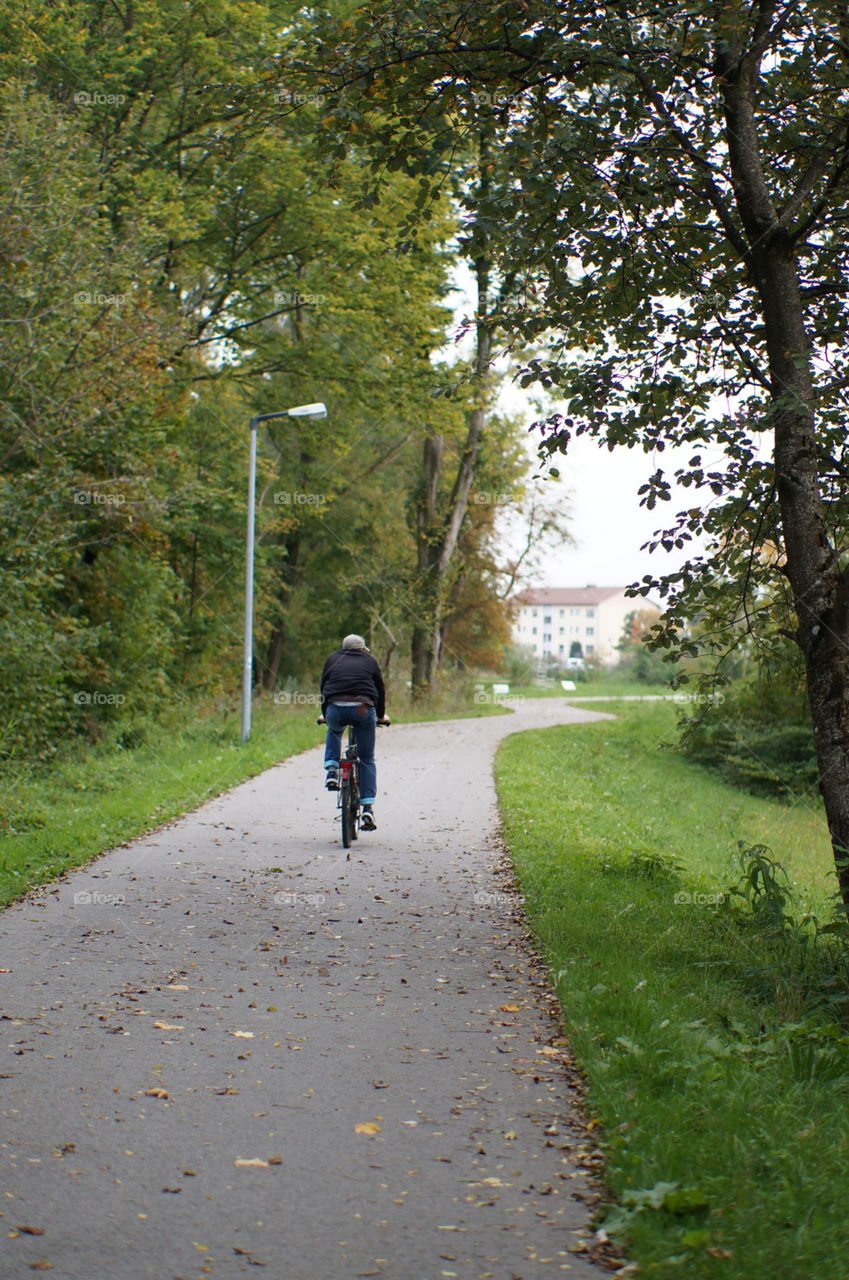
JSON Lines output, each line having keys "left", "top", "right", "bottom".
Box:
{"left": 681, "top": 668, "right": 818, "bottom": 799}
{"left": 0, "top": 2, "right": 544, "bottom": 762}
{"left": 501, "top": 644, "right": 537, "bottom": 686}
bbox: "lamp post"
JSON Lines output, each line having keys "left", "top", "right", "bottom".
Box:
{"left": 242, "top": 402, "right": 328, "bottom": 742}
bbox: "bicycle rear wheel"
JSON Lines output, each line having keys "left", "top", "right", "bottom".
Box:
{"left": 341, "top": 779, "right": 355, "bottom": 848}
{"left": 350, "top": 771, "right": 359, "bottom": 841}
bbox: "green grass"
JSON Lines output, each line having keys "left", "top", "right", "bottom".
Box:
{"left": 0, "top": 689, "right": 502, "bottom": 907}
{"left": 496, "top": 700, "right": 849, "bottom": 1280}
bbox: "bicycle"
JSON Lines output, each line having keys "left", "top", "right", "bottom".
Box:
{"left": 338, "top": 724, "right": 361, "bottom": 851}
{"left": 317, "top": 715, "right": 388, "bottom": 853}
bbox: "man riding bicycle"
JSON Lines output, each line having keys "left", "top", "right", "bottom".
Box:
{"left": 320, "top": 634, "right": 390, "bottom": 830}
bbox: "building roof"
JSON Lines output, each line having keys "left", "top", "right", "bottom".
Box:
{"left": 514, "top": 586, "right": 628, "bottom": 607}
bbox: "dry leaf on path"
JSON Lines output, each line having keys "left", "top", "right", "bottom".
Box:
{"left": 17, "top": 1226, "right": 45, "bottom": 1236}
{"left": 229, "top": 1031, "right": 254, "bottom": 1039}
{"left": 234, "top": 1247, "right": 267, "bottom": 1265}
{"left": 354, "top": 1122, "right": 381, "bottom": 1136}
{"left": 234, "top": 1157, "right": 270, "bottom": 1169}
{"left": 153, "top": 1022, "right": 183, "bottom": 1031}
{"left": 144, "top": 1088, "right": 169, "bottom": 1099}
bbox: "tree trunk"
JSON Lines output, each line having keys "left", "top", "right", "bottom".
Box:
{"left": 264, "top": 625, "right": 286, "bottom": 691}
{"left": 411, "top": 431, "right": 443, "bottom": 696}
{"left": 719, "top": 42, "right": 849, "bottom": 907}
{"left": 409, "top": 251, "right": 493, "bottom": 694}
{"left": 262, "top": 531, "right": 301, "bottom": 691}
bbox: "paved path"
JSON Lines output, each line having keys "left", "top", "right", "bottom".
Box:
{"left": 1, "top": 700, "right": 616, "bottom": 1280}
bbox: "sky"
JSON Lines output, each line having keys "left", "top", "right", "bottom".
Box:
{"left": 445, "top": 264, "right": 712, "bottom": 596}
{"left": 496, "top": 381, "right": 708, "bottom": 596}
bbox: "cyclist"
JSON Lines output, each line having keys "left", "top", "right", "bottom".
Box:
{"left": 320, "top": 634, "right": 389, "bottom": 830}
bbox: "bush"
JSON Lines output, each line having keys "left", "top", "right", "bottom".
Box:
{"left": 681, "top": 672, "right": 817, "bottom": 798}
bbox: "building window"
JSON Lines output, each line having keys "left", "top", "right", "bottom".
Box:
{"left": 586, "top": 643, "right": 595, "bottom": 654}
{"left": 559, "top": 609, "right": 565, "bottom": 618}
{"left": 532, "top": 627, "right": 537, "bottom": 636}
{"left": 544, "top": 614, "right": 552, "bottom": 624}
{"left": 558, "top": 644, "right": 565, "bottom": 653}
{"left": 543, "top": 632, "right": 552, "bottom": 643}
{"left": 586, "top": 626, "right": 595, "bottom": 636}
{"left": 532, "top": 609, "right": 538, "bottom": 617}
{"left": 586, "top": 608, "right": 595, "bottom": 617}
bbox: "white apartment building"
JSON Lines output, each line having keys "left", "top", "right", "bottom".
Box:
{"left": 512, "top": 586, "right": 638, "bottom": 666}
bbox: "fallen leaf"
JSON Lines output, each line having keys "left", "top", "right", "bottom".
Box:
{"left": 144, "top": 1088, "right": 169, "bottom": 1099}
{"left": 500, "top": 1003, "right": 520, "bottom": 1012}
{"left": 153, "top": 1022, "right": 183, "bottom": 1031}
{"left": 165, "top": 984, "right": 189, "bottom": 991}
{"left": 354, "top": 1122, "right": 381, "bottom": 1136}
{"left": 28, "top": 1262, "right": 53, "bottom": 1272}
{"left": 268, "top": 1155, "right": 283, "bottom": 1166}
{"left": 234, "top": 1158, "right": 270, "bottom": 1169}
{"left": 229, "top": 1031, "right": 254, "bottom": 1039}
{"left": 17, "top": 1226, "right": 45, "bottom": 1236}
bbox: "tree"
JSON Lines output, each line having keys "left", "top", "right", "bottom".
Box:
{"left": 0, "top": 86, "right": 190, "bottom": 759}
{"left": 314, "top": 24, "right": 559, "bottom": 693}
{"left": 315, "top": 0, "right": 849, "bottom": 908}
{"left": 0, "top": 0, "right": 498, "bottom": 749}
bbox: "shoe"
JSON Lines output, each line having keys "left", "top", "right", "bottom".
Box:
{"left": 325, "top": 765, "right": 340, "bottom": 790}
{"left": 360, "top": 805, "right": 376, "bottom": 831}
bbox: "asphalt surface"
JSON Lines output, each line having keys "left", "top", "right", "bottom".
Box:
{"left": 1, "top": 699, "right": 617, "bottom": 1280}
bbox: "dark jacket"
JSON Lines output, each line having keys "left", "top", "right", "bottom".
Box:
{"left": 320, "top": 648, "right": 386, "bottom": 718}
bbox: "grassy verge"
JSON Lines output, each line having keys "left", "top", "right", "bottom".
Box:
{"left": 0, "top": 690, "right": 502, "bottom": 907}
{"left": 496, "top": 700, "right": 849, "bottom": 1280}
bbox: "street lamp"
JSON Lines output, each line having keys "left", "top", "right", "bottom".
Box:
{"left": 242, "top": 402, "right": 328, "bottom": 742}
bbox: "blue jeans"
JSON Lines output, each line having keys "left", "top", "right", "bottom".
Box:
{"left": 324, "top": 703, "right": 377, "bottom": 803}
